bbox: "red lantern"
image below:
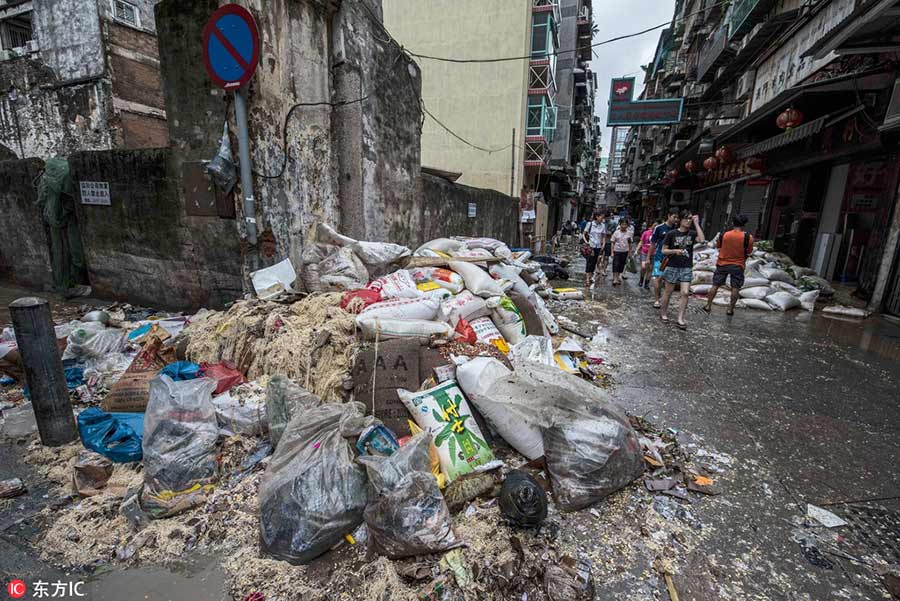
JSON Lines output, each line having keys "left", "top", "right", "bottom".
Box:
{"left": 776, "top": 107, "right": 804, "bottom": 130}
{"left": 685, "top": 160, "right": 697, "bottom": 173}
{"left": 747, "top": 156, "right": 764, "bottom": 171}
{"left": 703, "top": 156, "right": 719, "bottom": 171}
{"left": 668, "top": 169, "right": 679, "bottom": 178}
{"left": 715, "top": 146, "right": 733, "bottom": 164}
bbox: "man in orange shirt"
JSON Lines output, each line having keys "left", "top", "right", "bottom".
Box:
{"left": 703, "top": 214, "right": 753, "bottom": 316}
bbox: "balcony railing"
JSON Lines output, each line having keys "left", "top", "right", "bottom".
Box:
{"left": 696, "top": 23, "right": 735, "bottom": 82}
{"left": 532, "top": 0, "right": 561, "bottom": 25}
{"left": 729, "top": 0, "right": 777, "bottom": 39}
{"left": 529, "top": 60, "right": 558, "bottom": 95}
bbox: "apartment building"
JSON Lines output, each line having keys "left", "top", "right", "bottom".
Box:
{"left": 0, "top": 0, "right": 167, "bottom": 159}
{"left": 382, "top": 0, "right": 601, "bottom": 245}
{"left": 618, "top": 0, "right": 900, "bottom": 314}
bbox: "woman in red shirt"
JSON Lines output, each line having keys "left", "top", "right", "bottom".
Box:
{"left": 638, "top": 222, "right": 657, "bottom": 289}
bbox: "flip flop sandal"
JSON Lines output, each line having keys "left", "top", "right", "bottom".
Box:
{"left": 676, "top": 321, "right": 687, "bottom": 330}
{"left": 653, "top": 301, "right": 661, "bottom": 308}
{"left": 701, "top": 305, "right": 711, "bottom": 314}
{"left": 726, "top": 309, "right": 734, "bottom": 316}
{"left": 660, "top": 315, "right": 669, "bottom": 322}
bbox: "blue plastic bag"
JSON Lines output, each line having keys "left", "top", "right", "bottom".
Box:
{"left": 77, "top": 407, "right": 144, "bottom": 463}
{"left": 159, "top": 361, "right": 200, "bottom": 381}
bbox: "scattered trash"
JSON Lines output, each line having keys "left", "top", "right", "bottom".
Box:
{"left": 499, "top": 470, "right": 547, "bottom": 528}
{"left": 251, "top": 258, "right": 299, "bottom": 299}
{"left": 199, "top": 361, "right": 246, "bottom": 395}
{"left": 265, "top": 376, "right": 321, "bottom": 449}
{"left": 0, "top": 402, "right": 38, "bottom": 440}
{"left": 159, "top": 361, "right": 200, "bottom": 381}
{"left": 443, "top": 471, "right": 496, "bottom": 513}
{"left": 77, "top": 407, "right": 144, "bottom": 463}
{"left": 213, "top": 382, "right": 268, "bottom": 437}
{"left": 358, "top": 434, "right": 461, "bottom": 558}
{"left": 807, "top": 504, "right": 847, "bottom": 528}
{"left": 72, "top": 450, "right": 114, "bottom": 496}
{"left": 544, "top": 555, "right": 594, "bottom": 601}
{"left": 141, "top": 376, "right": 220, "bottom": 518}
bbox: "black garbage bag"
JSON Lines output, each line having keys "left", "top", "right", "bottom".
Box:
{"left": 141, "top": 376, "right": 220, "bottom": 518}
{"left": 258, "top": 401, "right": 368, "bottom": 565}
{"left": 357, "top": 434, "right": 462, "bottom": 558}
{"left": 499, "top": 470, "right": 547, "bottom": 528}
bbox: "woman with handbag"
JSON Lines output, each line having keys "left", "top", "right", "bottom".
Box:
{"left": 581, "top": 211, "right": 606, "bottom": 288}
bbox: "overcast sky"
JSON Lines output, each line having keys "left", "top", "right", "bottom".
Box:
{"left": 590, "top": 0, "right": 676, "bottom": 159}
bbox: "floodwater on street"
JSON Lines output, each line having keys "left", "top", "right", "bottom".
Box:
{"left": 548, "top": 253, "right": 900, "bottom": 600}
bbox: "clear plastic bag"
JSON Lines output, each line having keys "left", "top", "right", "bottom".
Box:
{"left": 206, "top": 122, "right": 237, "bottom": 193}
{"left": 258, "top": 401, "right": 369, "bottom": 565}
{"left": 358, "top": 434, "right": 462, "bottom": 558}
{"left": 141, "top": 376, "right": 220, "bottom": 518}
{"left": 62, "top": 322, "right": 127, "bottom": 361}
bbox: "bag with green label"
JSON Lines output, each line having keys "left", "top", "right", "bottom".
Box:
{"left": 397, "top": 380, "right": 495, "bottom": 483}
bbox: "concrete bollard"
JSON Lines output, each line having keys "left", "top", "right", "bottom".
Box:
{"left": 9, "top": 297, "right": 77, "bottom": 446}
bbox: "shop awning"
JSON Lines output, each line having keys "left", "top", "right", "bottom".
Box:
{"left": 735, "top": 104, "right": 864, "bottom": 159}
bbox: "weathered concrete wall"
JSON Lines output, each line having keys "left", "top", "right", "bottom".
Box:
{"left": 69, "top": 149, "right": 242, "bottom": 310}
{"left": 333, "top": 0, "right": 424, "bottom": 246}
{"left": 422, "top": 173, "right": 519, "bottom": 245}
{"left": 33, "top": 0, "right": 105, "bottom": 82}
{"left": 0, "top": 159, "right": 54, "bottom": 289}
{"left": 0, "top": 56, "right": 116, "bottom": 159}
{"left": 98, "top": 0, "right": 162, "bottom": 34}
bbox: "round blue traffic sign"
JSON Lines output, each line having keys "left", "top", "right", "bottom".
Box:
{"left": 202, "top": 4, "right": 260, "bottom": 89}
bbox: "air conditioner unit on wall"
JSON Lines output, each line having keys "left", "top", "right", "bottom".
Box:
{"left": 674, "top": 139, "right": 690, "bottom": 151}
{"left": 880, "top": 78, "right": 900, "bottom": 131}
{"left": 735, "top": 71, "right": 755, "bottom": 100}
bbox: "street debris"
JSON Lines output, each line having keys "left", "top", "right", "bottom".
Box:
{"left": 0, "top": 477, "right": 26, "bottom": 499}
{"left": 807, "top": 503, "right": 848, "bottom": 528}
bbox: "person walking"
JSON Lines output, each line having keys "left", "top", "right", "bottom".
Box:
{"left": 597, "top": 211, "right": 614, "bottom": 278}
{"left": 582, "top": 212, "right": 605, "bottom": 288}
{"left": 646, "top": 211, "right": 679, "bottom": 308}
{"left": 659, "top": 211, "right": 705, "bottom": 329}
{"left": 703, "top": 214, "right": 753, "bottom": 316}
{"left": 638, "top": 221, "right": 657, "bottom": 289}
{"left": 610, "top": 218, "right": 633, "bottom": 286}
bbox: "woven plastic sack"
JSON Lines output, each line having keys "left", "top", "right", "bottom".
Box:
{"left": 358, "top": 434, "right": 462, "bottom": 558}
{"left": 766, "top": 291, "right": 800, "bottom": 311}
{"left": 449, "top": 261, "right": 506, "bottom": 297}
{"left": 487, "top": 296, "right": 526, "bottom": 344}
{"left": 141, "top": 376, "right": 219, "bottom": 518}
{"left": 258, "top": 401, "right": 369, "bottom": 564}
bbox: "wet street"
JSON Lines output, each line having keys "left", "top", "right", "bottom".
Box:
{"left": 550, "top": 256, "right": 900, "bottom": 600}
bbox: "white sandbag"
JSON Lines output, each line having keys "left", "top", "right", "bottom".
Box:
{"left": 318, "top": 247, "right": 369, "bottom": 291}
{"left": 770, "top": 281, "right": 803, "bottom": 296}
{"left": 549, "top": 288, "right": 584, "bottom": 301}
{"left": 752, "top": 250, "right": 767, "bottom": 258}
{"left": 797, "top": 275, "right": 835, "bottom": 296}
{"left": 449, "top": 261, "right": 506, "bottom": 297}
{"left": 450, "top": 248, "right": 494, "bottom": 265}
{"left": 408, "top": 267, "right": 465, "bottom": 294}
{"left": 764, "top": 252, "right": 794, "bottom": 266}
{"left": 489, "top": 263, "right": 531, "bottom": 297}
{"left": 358, "top": 296, "right": 440, "bottom": 322}
{"left": 790, "top": 265, "right": 817, "bottom": 279}
{"left": 712, "top": 295, "right": 733, "bottom": 307}
{"left": 357, "top": 317, "right": 453, "bottom": 341}
{"left": 509, "top": 336, "right": 555, "bottom": 368}
{"left": 800, "top": 290, "right": 820, "bottom": 312}
{"left": 822, "top": 305, "right": 870, "bottom": 318}
{"left": 743, "top": 277, "right": 770, "bottom": 289}
{"left": 317, "top": 223, "right": 410, "bottom": 272}
{"left": 439, "top": 291, "right": 489, "bottom": 326}
{"left": 739, "top": 286, "right": 771, "bottom": 300}
{"left": 367, "top": 270, "right": 421, "bottom": 299}
{"left": 759, "top": 266, "right": 794, "bottom": 284}
{"left": 691, "top": 271, "right": 713, "bottom": 285}
{"left": 741, "top": 298, "right": 773, "bottom": 311}
{"left": 414, "top": 238, "right": 464, "bottom": 255}
{"left": 690, "top": 284, "right": 712, "bottom": 295}
{"left": 462, "top": 238, "right": 513, "bottom": 260}
{"left": 746, "top": 258, "right": 764, "bottom": 271}
{"left": 470, "top": 316, "right": 509, "bottom": 353}
{"left": 766, "top": 291, "right": 801, "bottom": 311}
{"left": 693, "top": 261, "right": 716, "bottom": 273}
{"left": 456, "top": 358, "right": 544, "bottom": 460}
{"left": 398, "top": 380, "right": 495, "bottom": 482}
{"left": 486, "top": 296, "right": 526, "bottom": 345}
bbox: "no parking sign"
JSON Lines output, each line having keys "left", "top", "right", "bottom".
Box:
{"left": 202, "top": 4, "right": 260, "bottom": 89}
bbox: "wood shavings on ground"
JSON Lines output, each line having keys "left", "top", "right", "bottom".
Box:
{"left": 184, "top": 294, "right": 357, "bottom": 401}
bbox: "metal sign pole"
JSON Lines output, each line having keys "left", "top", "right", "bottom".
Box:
{"left": 234, "top": 88, "right": 256, "bottom": 245}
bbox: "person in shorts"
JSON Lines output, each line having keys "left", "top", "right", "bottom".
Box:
{"left": 659, "top": 211, "right": 706, "bottom": 329}
{"left": 582, "top": 211, "right": 606, "bottom": 288}
{"left": 597, "top": 211, "right": 615, "bottom": 278}
{"left": 647, "top": 211, "right": 679, "bottom": 308}
{"left": 703, "top": 214, "right": 753, "bottom": 316}
{"left": 609, "top": 218, "right": 633, "bottom": 286}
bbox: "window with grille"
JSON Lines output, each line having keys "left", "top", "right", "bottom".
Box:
{"left": 113, "top": 0, "right": 140, "bottom": 27}
{"left": 0, "top": 13, "right": 33, "bottom": 51}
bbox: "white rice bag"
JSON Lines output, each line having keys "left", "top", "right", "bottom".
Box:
{"left": 408, "top": 267, "right": 465, "bottom": 294}
{"left": 800, "top": 290, "right": 820, "bottom": 312}
{"left": 470, "top": 316, "right": 509, "bottom": 353}
{"left": 741, "top": 298, "right": 773, "bottom": 311}
{"left": 439, "top": 291, "right": 489, "bottom": 326}
{"left": 486, "top": 296, "right": 526, "bottom": 345}
{"left": 766, "top": 291, "right": 800, "bottom": 311}
{"left": 449, "top": 261, "right": 506, "bottom": 297}
{"left": 739, "top": 287, "right": 772, "bottom": 300}
{"left": 358, "top": 296, "right": 440, "bottom": 322}
{"left": 367, "top": 270, "right": 421, "bottom": 299}
{"left": 357, "top": 318, "right": 453, "bottom": 341}
{"left": 690, "top": 284, "right": 712, "bottom": 295}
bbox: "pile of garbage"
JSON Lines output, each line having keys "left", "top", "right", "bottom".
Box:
{"left": 0, "top": 225, "right": 729, "bottom": 600}
{"left": 690, "top": 240, "right": 870, "bottom": 317}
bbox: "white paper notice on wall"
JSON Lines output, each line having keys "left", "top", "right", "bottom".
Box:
{"left": 468, "top": 202, "right": 477, "bottom": 218}
{"left": 80, "top": 181, "right": 111, "bottom": 206}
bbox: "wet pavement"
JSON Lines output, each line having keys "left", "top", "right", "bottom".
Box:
{"left": 550, "top": 256, "right": 900, "bottom": 600}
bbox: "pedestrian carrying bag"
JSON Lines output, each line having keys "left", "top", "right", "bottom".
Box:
{"left": 580, "top": 222, "right": 594, "bottom": 258}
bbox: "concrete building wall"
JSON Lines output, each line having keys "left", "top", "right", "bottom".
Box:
{"left": 0, "top": 159, "right": 54, "bottom": 290}
{"left": 421, "top": 173, "right": 520, "bottom": 245}
{"left": 549, "top": 0, "right": 578, "bottom": 168}
{"left": 33, "top": 0, "right": 105, "bottom": 82}
{"left": 382, "top": 0, "right": 530, "bottom": 196}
